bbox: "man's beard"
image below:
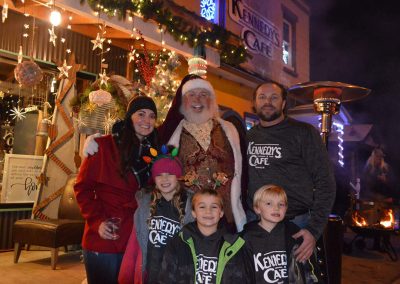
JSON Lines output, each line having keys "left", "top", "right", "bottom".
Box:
{"left": 257, "top": 107, "right": 283, "bottom": 122}
{"left": 181, "top": 105, "right": 215, "bottom": 124}
{"left": 180, "top": 102, "right": 218, "bottom": 124}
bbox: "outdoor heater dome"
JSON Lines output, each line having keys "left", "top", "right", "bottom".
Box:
{"left": 288, "top": 81, "right": 371, "bottom": 145}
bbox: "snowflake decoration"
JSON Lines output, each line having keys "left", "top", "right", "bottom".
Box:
{"left": 48, "top": 26, "right": 57, "bottom": 47}
{"left": 9, "top": 106, "right": 27, "bottom": 121}
{"left": 84, "top": 102, "right": 97, "bottom": 113}
{"left": 73, "top": 117, "right": 87, "bottom": 128}
{"left": 91, "top": 32, "right": 105, "bottom": 50}
{"left": 2, "top": 2, "right": 8, "bottom": 23}
{"left": 200, "top": 0, "right": 216, "bottom": 21}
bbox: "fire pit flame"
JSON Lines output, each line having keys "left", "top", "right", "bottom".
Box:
{"left": 379, "top": 209, "right": 394, "bottom": 228}
{"left": 353, "top": 211, "right": 368, "bottom": 227}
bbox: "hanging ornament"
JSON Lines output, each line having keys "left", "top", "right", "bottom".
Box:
{"left": 36, "top": 118, "right": 51, "bottom": 137}
{"left": 91, "top": 32, "right": 105, "bottom": 50}
{"left": 9, "top": 106, "right": 27, "bottom": 121}
{"left": 14, "top": 61, "right": 43, "bottom": 87}
{"left": 2, "top": 2, "right": 8, "bottom": 23}
{"left": 57, "top": 59, "right": 72, "bottom": 78}
{"left": 18, "top": 46, "right": 23, "bottom": 63}
{"left": 99, "top": 69, "right": 109, "bottom": 87}
{"left": 88, "top": 89, "right": 112, "bottom": 106}
{"left": 188, "top": 56, "right": 207, "bottom": 77}
{"left": 48, "top": 26, "right": 57, "bottom": 47}
{"left": 0, "top": 91, "right": 4, "bottom": 99}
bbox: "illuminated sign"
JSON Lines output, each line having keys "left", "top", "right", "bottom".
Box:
{"left": 228, "top": 0, "right": 280, "bottom": 59}
{"left": 200, "top": 0, "right": 216, "bottom": 21}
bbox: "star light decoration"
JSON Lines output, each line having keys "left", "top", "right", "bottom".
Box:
{"left": 57, "top": 59, "right": 72, "bottom": 78}
{"left": 91, "top": 32, "right": 105, "bottom": 50}
{"left": 128, "top": 48, "right": 136, "bottom": 63}
{"left": 2, "top": 2, "right": 8, "bottom": 23}
{"left": 99, "top": 69, "right": 109, "bottom": 87}
{"left": 48, "top": 26, "right": 57, "bottom": 46}
{"left": 9, "top": 106, "right": 27, "bottom": 121}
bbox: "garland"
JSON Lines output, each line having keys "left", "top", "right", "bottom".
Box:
{"left": 80, "top": 0, "right": 251, "bottom": 66}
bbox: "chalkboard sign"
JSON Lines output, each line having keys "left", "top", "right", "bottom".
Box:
{"left": 1, "top": 154, "right": 43, "bottom": 203}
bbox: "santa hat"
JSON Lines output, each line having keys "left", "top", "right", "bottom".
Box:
{"left": 182, "top": 78, "right": 215, "bottom": 98}
{"left": 157, "top": 74, "right": 202, "bottom": 145}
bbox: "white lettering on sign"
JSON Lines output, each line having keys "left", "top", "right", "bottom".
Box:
{"left": 228, "top": 0, "right": 280, "bottom": 59}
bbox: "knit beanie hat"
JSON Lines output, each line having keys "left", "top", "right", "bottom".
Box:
{"left": 125, "top": 95, "right": 157, "bottom": 120}
{"left": 151, "top": 155, "right": 183, "bottom": 179}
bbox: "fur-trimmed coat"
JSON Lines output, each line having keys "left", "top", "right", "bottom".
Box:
{"left": 168, "top": 118, "right": 246, "bottom": 232}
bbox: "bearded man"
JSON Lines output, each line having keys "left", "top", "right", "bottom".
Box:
{"left": 246, "top": 82, "right": 336, "bottom": 263}
{"left": 159, "top": 74, "right": 246, "bottom": 232}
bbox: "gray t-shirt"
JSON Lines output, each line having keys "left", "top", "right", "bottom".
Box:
{"left": 246, "top": 117, "right": 336, "bottom": 239}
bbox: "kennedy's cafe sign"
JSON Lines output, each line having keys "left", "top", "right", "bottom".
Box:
{"left": 228, "top": 0, "right": 281, "bottom": 59}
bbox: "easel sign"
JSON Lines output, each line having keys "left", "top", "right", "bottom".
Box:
{"left": 1, "top": 154, "right": 43, "bottom": 203}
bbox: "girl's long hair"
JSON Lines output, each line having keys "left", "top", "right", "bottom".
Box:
{"left": 148, "top": 182, "right": 186, "bottom": 225}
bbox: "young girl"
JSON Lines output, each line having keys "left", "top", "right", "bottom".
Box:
{"left": 119, "top": 151, "right": 194, "bottom": 284}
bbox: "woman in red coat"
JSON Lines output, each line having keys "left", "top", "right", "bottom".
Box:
{"left": 74, "top": 96, "right": 158, "bottom": 284}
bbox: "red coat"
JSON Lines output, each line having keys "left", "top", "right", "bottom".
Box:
{"left": 74, "top": 135, "right": 138, "bottom": 253}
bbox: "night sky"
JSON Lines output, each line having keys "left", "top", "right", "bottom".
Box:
{"left": 309, "top": 0, "right": 400, "bottom": 174}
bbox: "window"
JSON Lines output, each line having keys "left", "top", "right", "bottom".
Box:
{"left": 282, "top": 20, "right": 292, "bottom": 66}
{"left": 281, "top": 5, "right": 298, "bottom": 76}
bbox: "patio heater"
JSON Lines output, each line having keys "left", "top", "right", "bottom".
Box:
{"left": 288, "top": 81, "right": 371, "bottom": 284}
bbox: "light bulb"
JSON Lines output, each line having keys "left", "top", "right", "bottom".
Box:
{"left": 50, "top": 10, "right": 62, "bottom": 26}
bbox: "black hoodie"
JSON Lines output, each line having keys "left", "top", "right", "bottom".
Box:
{"left": 159, "top": 222, "right": 255, "bottom": 284}
{"left": 242, "top": 220, "right": 320, "bottom": 284}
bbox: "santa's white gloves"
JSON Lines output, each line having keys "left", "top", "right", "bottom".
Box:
{"left": 82, "top": 133, "right": 101, "bottom": 157}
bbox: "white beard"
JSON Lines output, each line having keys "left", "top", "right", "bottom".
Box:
{"left": 180, "top": 102, "right": 218, "bottom": 124}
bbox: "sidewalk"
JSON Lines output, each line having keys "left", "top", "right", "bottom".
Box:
{"left": 0, "top": 231, "right": 399, "bottom": 284}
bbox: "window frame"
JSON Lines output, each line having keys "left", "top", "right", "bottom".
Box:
{"left": 281, "top": 5, "right": 298, "bottom": 77}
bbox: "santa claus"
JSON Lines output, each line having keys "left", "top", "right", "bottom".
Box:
{"left": 159, "top": 74, "right": 246, "bottom": 231}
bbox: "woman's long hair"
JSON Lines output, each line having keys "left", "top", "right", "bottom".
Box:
{"left": 115, "top": 111, "right": 158, "bottom": 179}
{"left": 148, "top": 183, "right": 186, "bottom": 225}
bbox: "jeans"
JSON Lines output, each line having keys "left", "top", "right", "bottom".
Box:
{"left": 83, "top": 250, "right": 123, "bottom": 284}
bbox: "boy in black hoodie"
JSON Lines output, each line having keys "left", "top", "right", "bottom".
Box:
{"left": 159, "top": 188, "right": 254, "bottom": 284}
{"left": 242, "top": 185, "right": 319, "bottom": 284}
